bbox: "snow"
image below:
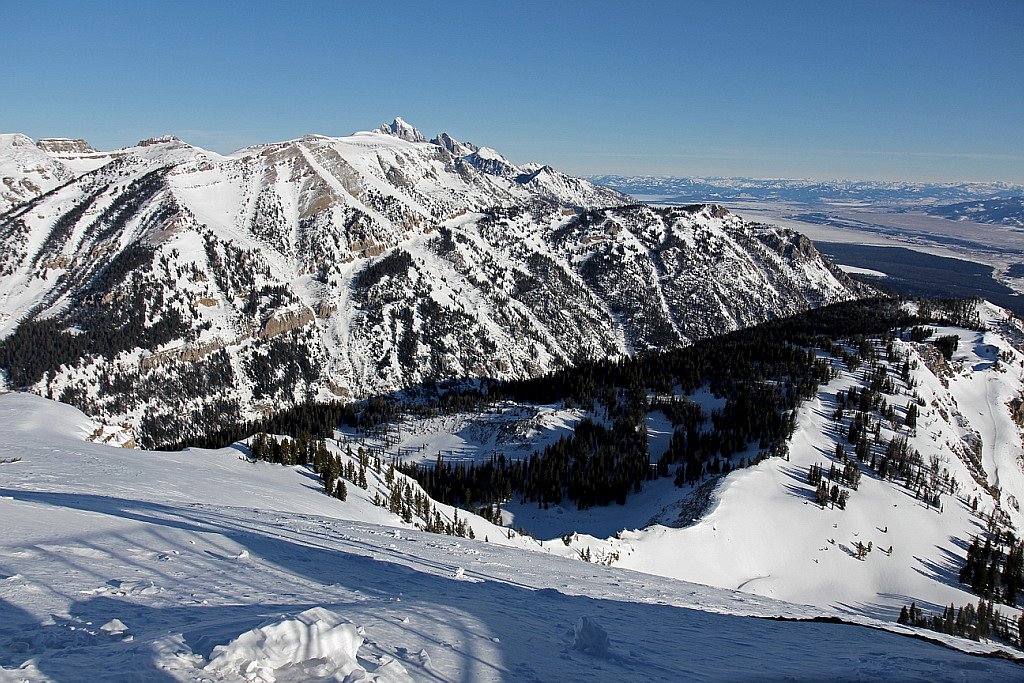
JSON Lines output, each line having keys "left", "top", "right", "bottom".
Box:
{"left": 1, "top": 392, "right": 1020, "bottom": 680}
{"left": 320, "top": 303, "right": 1024, "bottom": 654}
{"left": 98, "top": 619, "right": 128, "bottom": 635}
{"left": 547, "top": 306, "right": 1024, "bottom": 628}
{"left": 0, "top": 134, "right": 74, "bottom": 213}
{"left": 471, "top": 146, "right": 506, "bottom": 162}
{"left": 837, "top": 264, "right": 888, "bottom": 278}
{"left": 645, "top": 410, "right": 674, "bottom": 459}
{"left": 945, "top": 304, "right": 1024, "bottom": 509}
{"left": 374, "top": 117, "right": 427, "bottom": 144}
{"left": 0, "top": 123, "right": 849, "bottom": 434}
{"left": 336, "top": 402, "right": 584, "bottom": 468}
{"left": 3, "top": 123, "right": 1024, "bottom": 676}
{"left": 203, "top": 607, "right": 402, "bottom": 682}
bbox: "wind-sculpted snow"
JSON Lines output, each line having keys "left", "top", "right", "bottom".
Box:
{"left": 0, "top": 122, "right": 861, "bottom": 446}
{"left": 0, "top": 393, "right": 1020, "bottom": 680}
{"left": 203, "top": 607, "right": 405, "bottom": 682}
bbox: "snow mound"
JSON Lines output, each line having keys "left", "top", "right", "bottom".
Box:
{"left": 205, "top": 607, "right": 408, "bottom": 682}
{"left": 572, "top": 616, "right": 609, "bottom": 657}
{"left": 99, "top": 618, "right": 128, "bottom": 635}
{"left": 105, "top": 578, "right": 160, "bottom": 596}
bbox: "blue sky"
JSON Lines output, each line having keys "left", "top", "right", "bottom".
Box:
{"left": 3, "top": 1, "right": 1022, "bottom": 182}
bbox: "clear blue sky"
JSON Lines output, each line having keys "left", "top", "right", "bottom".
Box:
{"left": 3, "top": 1, "right": 1022, "bottom": 182}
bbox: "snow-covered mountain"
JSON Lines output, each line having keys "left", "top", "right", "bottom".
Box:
{"left": 0, "top": 135, "right": 125, "bottom": 214}
{"left": 0, "top": 134, "right": 75, "bottom": 214}
{"left": 374, "top": 116, "right": 428, "bottom": 143}
{"left": 1, "top": 391, "right": 1020, "bottom": 681}
{"left": 0, "top": 120, "right": 864, "bottom": 446}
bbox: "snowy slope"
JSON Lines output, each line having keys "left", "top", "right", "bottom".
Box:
{"left": 0, "top": 392, "right": 1020, "bottom": 681}
{"left": 0, "top": 121, "right": 864, "bottom": 447}
{"left": 0, "top": 135, "right": 129, "bottom": 214}
{"left": 509, "top": 302, "right": 1024, "bottom": 624}
{"left": 34, "top": 138, "right": 123, "bottom": 177}
{"left": 331, "top": 300, "right": 1024, "bottom": 645}
{"left": 0, "top": 135, "right": 75, "bottom": 214}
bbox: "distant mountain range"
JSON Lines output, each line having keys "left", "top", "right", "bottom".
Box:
{"left": 926, "top": 196, "right": 1024, "bottom": 227}
{"left": 590, "top": 175, "right": 1024, "bottom": 210}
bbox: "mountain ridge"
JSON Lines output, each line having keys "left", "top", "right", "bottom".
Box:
{"left": 591, "top": 174, "right": 1024, "bottom": 207}
{"left": 0, "top": 120, "right": 865, "bottom": 446}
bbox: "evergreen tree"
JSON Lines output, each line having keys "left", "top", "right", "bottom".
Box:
{"left": 905, "top": 402, "right": 918, "bottom": 430}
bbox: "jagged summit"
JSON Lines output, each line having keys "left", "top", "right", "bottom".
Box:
{"left": 374, "top": 116, "right": 427, "bottom": 143}
{"left": 135, "top": 134, "right": 188, "bottom": 147}
{"left": 431, "top": 131, "right": 478, "bottom": 157}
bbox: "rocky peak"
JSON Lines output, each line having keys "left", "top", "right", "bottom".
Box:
{"left": 464, "top": 146, "right": 519, "bottom": 178}
{"left": 136, "top": 135, "right": 186, "bottom": 147}
{"left": 431, "top": 132, "right": 478, "bottom": 157}
{"left": 375, "top": 117, "right": 426, "bottom": 143}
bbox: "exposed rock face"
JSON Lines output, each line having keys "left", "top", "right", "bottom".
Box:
{"left": 36, "top": 138, "right": 97, "bottom": 154}
{"left": 259, "top": 309, "right": 315, "bottom": 339}
{"left": 431, "top": 132, "right": 478, "bottom": 157}
{"left": 140, "top": 339, "right": 229, "bottom": 370}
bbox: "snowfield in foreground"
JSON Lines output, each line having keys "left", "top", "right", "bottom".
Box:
{"left": 0, "top": 394, "right": 1020, "bottom": 681}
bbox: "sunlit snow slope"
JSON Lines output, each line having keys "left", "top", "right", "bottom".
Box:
{"left": 597, "top": 304, "right": 1022, "bottom": 613}
{"left": 333, "top": 300, "right": 1024, "bottom": 643}
{"left": 1, "top": 393, "right": 1020, "bottom": 681}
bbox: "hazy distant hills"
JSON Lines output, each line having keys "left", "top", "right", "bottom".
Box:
{"left": 591, "top": 175, "right": 1024, "bottom": 210}
{"left": 926, "top": 196, "right": 1024, "bottom": 227}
